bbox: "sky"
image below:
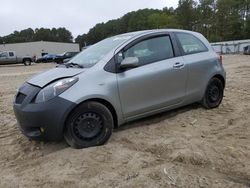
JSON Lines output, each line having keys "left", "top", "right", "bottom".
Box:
{"left": 0, "top": 0, "right": 178, "bottom": 38}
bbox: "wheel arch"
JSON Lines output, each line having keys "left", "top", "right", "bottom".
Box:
{"left": 200, "top": 73, "right": 225, "bottom": 102}
{"left": 212, "top": 74, "right": 225, "bottom": 88}
{"left": 23, "top": 58, "right": 32, "bottom": 62}
{"left": 64, "top": 98, "right": 119, "bottom": 132}
{"left": 201, "top": 73, "right": 225, "bottom": 108}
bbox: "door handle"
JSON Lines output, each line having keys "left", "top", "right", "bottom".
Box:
{"left": 173, "top": 62, "right": 184, "bottom": 69}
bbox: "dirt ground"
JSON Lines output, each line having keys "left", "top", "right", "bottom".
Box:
{"left": 0, "top": 56, "right": 250, "bottom": 188}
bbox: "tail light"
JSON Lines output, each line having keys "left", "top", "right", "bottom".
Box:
{"left": 219, "top": 55, "right": 223, "bottom": 64}
{"left": 216, "top": 53, "right": 223, "bottom": 64}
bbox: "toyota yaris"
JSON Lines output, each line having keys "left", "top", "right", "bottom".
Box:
{"left": 13, "top": 29, "right": 226, "bottom": 149}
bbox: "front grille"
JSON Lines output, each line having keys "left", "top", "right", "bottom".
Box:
{"left": 15, "top": 92, "right": 27, "bottom": 104}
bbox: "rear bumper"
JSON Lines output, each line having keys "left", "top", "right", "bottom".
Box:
{"left": 13, "top": 83, "right": 76, "bottom": 141}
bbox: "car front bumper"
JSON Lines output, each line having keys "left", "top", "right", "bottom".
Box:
{"left": 13, "top": 83, "right": 76, "bottom": 141}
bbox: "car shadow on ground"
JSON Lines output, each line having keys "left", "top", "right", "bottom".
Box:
{"left": 40, "top": 141, "right": 69, "bottom": 155}
{"left": 0, "top": 64, "right": 26, "bottom": 68}
{"left": 115, "top": 103, "right": 201, "bottom": 132}
{"left": 32, "top": 103, "right": 201, "bottom": 153}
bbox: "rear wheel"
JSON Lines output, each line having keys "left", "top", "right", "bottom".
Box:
{"left": 23, "top": 59, "right": 31, "bottom": 66}
{"left": 202, "top": 77, "right": 224, "bottom": 109}
{"left": 64, "top": 101, "right": 114, "bottom": 149}
{"left": 57, "top": 60, "right": 63, "bottom": 64}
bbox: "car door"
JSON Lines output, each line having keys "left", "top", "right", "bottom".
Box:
{"left": 117, "top": 34, "right": 188, "bottom": 119}
{"left": 0, "top": 52, "right": 9, "bottom": 64}
{"left": 8, "top": 52, "right": 17, "bottom": 64}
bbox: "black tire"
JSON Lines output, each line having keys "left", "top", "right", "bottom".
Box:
{"left": 202, "top": 77, "right": 224, "bottom": 109}
{"left": 23, "top": 59, "right": 31, "bottom": 66}
{"left": 57, "top": 60, "right": 63, "bottom": 64}
{"left": 64, "top": 101, "right": 114, "bottom": 149}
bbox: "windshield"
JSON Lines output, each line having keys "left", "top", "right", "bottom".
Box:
{"left": 68, "top": 35, "right": 132, "bottom": 68}
{"left": 0, "top": 52, "right": 7, "bottom": 57}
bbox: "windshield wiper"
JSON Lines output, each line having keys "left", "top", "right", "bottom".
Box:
{"left": 65, "top": 62, "right": 84, "bottom": 69}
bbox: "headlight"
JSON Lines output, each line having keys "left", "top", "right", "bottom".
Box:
{"left": 35, "top": 77, "right": 78, "bottom": 103}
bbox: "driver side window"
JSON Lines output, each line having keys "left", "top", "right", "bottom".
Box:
{"left": 0, "top": 52, "right": 7, "bottom": 58}
{"left": 121, "top": 35, "right": 174, "bottom": 67}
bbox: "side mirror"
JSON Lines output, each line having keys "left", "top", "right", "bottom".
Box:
{"left": 120, "top": 57, "right": 139, "bottom": 69}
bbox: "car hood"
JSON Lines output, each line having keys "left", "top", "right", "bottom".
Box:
{"left": 27, "top": 67, "right": 85, "bottom": 87}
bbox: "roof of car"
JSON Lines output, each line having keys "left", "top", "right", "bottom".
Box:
{"left": 116, "top": 29, "right": 197, "bottom": 38}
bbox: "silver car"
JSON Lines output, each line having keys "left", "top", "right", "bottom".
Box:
{"left": 13, "top": 29, "right": 226, "bottom": 149}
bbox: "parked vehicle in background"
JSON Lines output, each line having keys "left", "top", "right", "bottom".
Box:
{"left": 35, "top": 54, "right": 58, "bottom": 63}
{"left": 63, "top": 58, "right": 72, "bottom": 64}
{"left": 82, "top": 46, "right": 91, "bottom": 51}
{"left": 244, "top": 45, "right": 250, "bottom": 55}
{"left": 55, "top": 52, "right": 79, "bottom": 64}
{"left": 0, "top": 51, "right": 33, "bottom": 66}
{"left": 13, "top": 29, "right": 226, "bottom": 149}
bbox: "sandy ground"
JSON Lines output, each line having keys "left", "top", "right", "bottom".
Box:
{"left": 0, "top": 56, "right": 250, "bottom": 188}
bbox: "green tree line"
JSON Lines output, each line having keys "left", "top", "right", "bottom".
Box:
{"left": 76, "top": 0, "right": 250, "bottom": 47}
{"left": 0, "top": 27, "right": 73, "bottom": 44}
{"left": 1, "top": 0, "right": 250, "bottom": 47}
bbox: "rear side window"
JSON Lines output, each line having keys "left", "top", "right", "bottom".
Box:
{"left": 9, "top": 52, "right": 14, "bottom": 57}
{"left": 123, "top": 35, "right": 174, "bottom": 66}
{"left": 176, "top": 33, "right": 208, "bottom": 55}
{"left": 65, "top": 52, "right": 71, "bottom": 56}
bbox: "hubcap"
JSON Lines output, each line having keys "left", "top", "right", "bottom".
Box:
{"left": 73, "top": 112, "right": 103, "bottom": 140}
{"left": 208, "top": 84, "right": 220, "bottom": 103}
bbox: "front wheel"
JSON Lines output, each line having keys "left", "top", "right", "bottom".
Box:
{"left": 57, "top": 59, "right": 63, "bottom": 64}
{"left": 64, "top": 101, "right": 114, "bottom": 149}
{"left": 202, "top": 77, "right": 224, "bottom": 109}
